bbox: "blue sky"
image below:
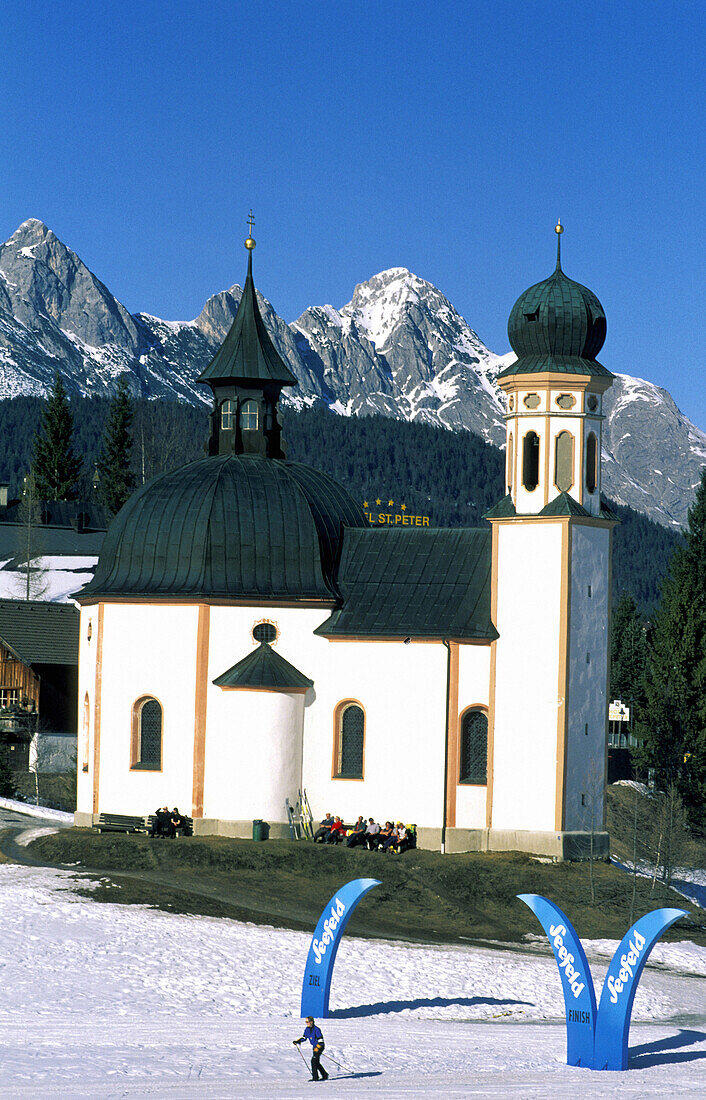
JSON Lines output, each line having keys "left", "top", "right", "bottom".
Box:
{"left": 2, "top": 0, "right": 704, "bottom": 426}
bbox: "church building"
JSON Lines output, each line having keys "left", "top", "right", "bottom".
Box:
{"left": 75, "top": 223, "right": 615, "bottom": 859}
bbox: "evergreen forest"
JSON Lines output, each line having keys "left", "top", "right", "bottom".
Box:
{"left": 0, "top": 393, "right": 680, "bottom": 612}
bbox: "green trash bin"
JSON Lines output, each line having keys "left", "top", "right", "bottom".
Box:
{"left": 252, "top": 819, "right": 270, "bottom": 841}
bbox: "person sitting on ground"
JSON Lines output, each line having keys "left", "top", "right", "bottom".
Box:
{"left": 293, "top": 1015, "right": 328, "bottom": 1081}
{"left": 149, "top": 806, "right": 170, "bottom": 838}
{"left": 325, "top": 815, "right": 346, "bottom": 844}
{"left": 380, "top": 822, "right": 400, "bottom": 853}
{"left": 345, "top": 816, "right": 367, "bottom": 848}
{"left": 397, "top": 823, "right": 414, "bottom": 853}
{"left": 375, "top": 820, "right": 394, "bottom": 850}
{"left": 365, "top": 817, "right": 381, "bottom": 849}
{"left": 313, "top": 812, "right": 335, "bottom": 843}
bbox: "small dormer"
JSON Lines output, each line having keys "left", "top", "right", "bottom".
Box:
{"left": 197, "top": 217, "right": 297, "bottom": 459}
{"left": 498, "top": 223, "right": 613, "bottom": 516}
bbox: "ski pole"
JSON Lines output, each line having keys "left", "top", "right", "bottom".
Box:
{"left": 322, "top": 1051, "right": 346, "bottom": 1070}
{"left": 295, "top": 1043, "right": 310, "bottom": 1074}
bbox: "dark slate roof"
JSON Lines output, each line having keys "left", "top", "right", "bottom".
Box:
{"left": 484, "top": 493, "right": 620, "bottom": 523}
{"left": 79, "top": 454, "right": 368, "bottom": 602}
{"left": 0, "top": 524, "right": 105, "bottom": 561}
{"left": 0, "top": 599, "right": 79, "bottom": 665}
{"left": 539, "top": 492, "right": 590, "bottom": 517}
{"left": 501, "top": 258, "right": 612, "bottom": 380}
{"left": 483, "top": 494, "right": 516, "bottom": 519}
{"left": 316, "top": 527, "right": 497, "bottom": 640}
{"left": 213, "top": 641, "right": 312, "bottom": 692}
{"left": 498, "top": 353, "right": 612, "bottom": 378}
{"left": 197, "top": 251, "right": 297, "bottom": 388}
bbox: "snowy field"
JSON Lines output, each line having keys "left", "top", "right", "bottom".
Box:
{"left": 0, "top": 846, "right": 704, "bottom": 1099}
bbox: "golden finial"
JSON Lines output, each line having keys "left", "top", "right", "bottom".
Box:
{"left": 245, "top": 209, "right": 256, "bottom": 250}
{"left": 555, "top": 218, "right": 563, "bottom": 268}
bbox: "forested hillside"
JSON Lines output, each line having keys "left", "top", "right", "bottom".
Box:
{"left": 0, "top": 396, "right": 679, "bottom": 610}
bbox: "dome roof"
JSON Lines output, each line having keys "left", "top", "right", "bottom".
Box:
{"left": 79, "top": 455, "right": 368, "bottom": 602}
{"left": 501, "top": 253, "right": 611, "bottom": 380}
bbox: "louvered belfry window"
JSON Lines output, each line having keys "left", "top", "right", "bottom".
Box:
{"left": 337, "top": 704, "right": 364, "bottom": 778}
{"left": 139, "top": 699, "right": 162, "bottom": 768}
{"left": 459, "top": 709, "right": 488, "bottom": 785}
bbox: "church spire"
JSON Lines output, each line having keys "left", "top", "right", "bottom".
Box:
{"left": 197, "top": 219, "right": 296, "bottom": 459}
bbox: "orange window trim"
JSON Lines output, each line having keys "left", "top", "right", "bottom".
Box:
{"left": 457, "top": 704, "right": 489, "bottom": 786}
{"left": 130, "top": 695, "right": 164, "bottom": 773}
{"left": 331, "top": 699, "right": 366, "bottom": 781}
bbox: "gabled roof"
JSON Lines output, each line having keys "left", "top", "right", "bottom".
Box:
{"left": 316, "top": 527, "right": 497, "bottom": 640}
{"left": 539, "top": 492, "right": 590, "bottom": 517}
{"left": 213, "top": 641, "right": 312, "bottom": 692}
{"left": 484, "top": 493, "right": 620, "bottom": 523}
{"left": 483, "top": 494, "right": 516, "bottom": 519}
{"left": 197, "top": 251, "right": 297, "bottom": 388}
{"left": 0, "top": 599, "right": 79, "bottom": 665}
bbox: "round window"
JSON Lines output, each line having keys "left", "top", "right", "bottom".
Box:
{"left": 253, "top": 621, "right": 278, "bottom": 644}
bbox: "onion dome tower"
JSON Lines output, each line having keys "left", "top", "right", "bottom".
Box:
{"left": 484, "top": 224, "right": 614, "bottom": 859}
{"left": 197, "top": 215, "right": 297, "bottom": 459}
{"left": 80, "top": 221, "right": 368, "bottom": 604}
{"left": 495, "top": 222, "right": 613, "bottom": 516}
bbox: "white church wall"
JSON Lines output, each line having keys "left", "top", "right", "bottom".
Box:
{"left": 95, "top": 603, "right": 200, "bottom": 815}
{"left": 303, "top": 640, "right": 448, "bottom": 828}
{"left": 455, "top": 783, "right": 487, "bottom": 827}
{"left": 455, "top": 644, "right": 491, "bottom": 829}
{"left": 76, "top": 605, "right": 97, "bottom": 817}
{"left": 491, "top": 521, "right": 564, "bottom": 832}
{"left": 203, "top": 687, "right": 304, "bottom": 822}
{"left": 206, "top": 607, "right": 450, "bottom": 828}
{"left": 564, "top": 523, "right": 611, "bottom": 832}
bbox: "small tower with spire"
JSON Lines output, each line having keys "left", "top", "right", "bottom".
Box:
{"left": 197, "top": 215, "right": 297, "bottom": 459}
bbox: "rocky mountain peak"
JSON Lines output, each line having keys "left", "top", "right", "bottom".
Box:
{"left": 0, "top": 221, "right": 704, "bottom": 528}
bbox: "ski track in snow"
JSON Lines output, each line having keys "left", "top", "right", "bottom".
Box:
{"left": 0, "top": 862, "right": 704, "bottom": 1097}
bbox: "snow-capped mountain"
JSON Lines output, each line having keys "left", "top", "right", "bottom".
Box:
{"left": 0, "top": 219, "right": 703, "bottom": 528}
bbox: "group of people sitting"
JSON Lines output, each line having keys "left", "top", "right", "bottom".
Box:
{"left": 312, "top": 813, "right": 416, "bottom": 853}
{"left": 149, "top": 806, "right": 190, "bottom": 838}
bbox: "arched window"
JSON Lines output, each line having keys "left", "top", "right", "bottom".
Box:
{"left": 333, "top": 701, "right": 365, "bottom": 779}
{"left": 586, "top": 432, "right": 598, "bottom": 494}
{"left": 220, "top": 399, "right": 235, "bottom": 430}
{"left": 507, "top": 432, "right": 514, "bottom": 493}
{"left": 459, "top": 708, "right": 488, "bottom": 785}
{"left": 554, "top": 431, "right": 574, "bottom": 492}
{"left": 81, "top": 693, "right": 90, "bottom": 772}
{"left": 522, "top": 431, "right": 540, "bottom": 492}
{"left": 241, "top": 399, "right": 259, "bottom": 432}
{"left": 131, "top": 697, "right": 163, "bottom": 770}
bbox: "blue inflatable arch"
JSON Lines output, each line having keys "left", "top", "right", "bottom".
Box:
{"left": 300, "top": 878, "right": 380, "bottom": 1018}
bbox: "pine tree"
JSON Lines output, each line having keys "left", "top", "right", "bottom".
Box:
{"left": 637, "top": 466, "right": 706, "bottom": 828}
{"left": 31, "top": 373, "right": 83, "bottom": 500}
{"left": 95, "top": 376, "right": 136, "bottom": 514}
{"left": 610, "top": 593, "right": 648, "bottom": 709}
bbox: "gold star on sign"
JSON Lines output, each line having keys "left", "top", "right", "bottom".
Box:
{"left": 375, "top": 498, "right": 381, "bottom": 506}
{"left": 388, "top": 500, "right": 394, "bottom": 507}
{"left": 400, "top": 503, "right": 406, "bottom": 511}
{"left": 363, "top": 501, "right": 369, "bottom": 509}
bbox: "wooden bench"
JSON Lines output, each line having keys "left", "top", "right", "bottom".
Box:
{"left": 95, "top": 813, "right": 193, "bottom": 836}
{"left": 96, "top": 813, "right": 147, "bottom": 834}
{"left": 145, "top": 814, "right": 193, "bottom": 837}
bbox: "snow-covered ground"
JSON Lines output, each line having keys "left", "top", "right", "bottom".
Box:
{"left": 0, "top": 851, "right": 704, "bottom": 1097}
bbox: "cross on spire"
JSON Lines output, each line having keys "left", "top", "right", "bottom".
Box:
{"left": 245, "top": 210, "right": 256, "bottom": 251}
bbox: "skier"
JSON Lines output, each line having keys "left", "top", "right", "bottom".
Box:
{"left": 293, "top": 1015, "right": 329, "bottom": 1081}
